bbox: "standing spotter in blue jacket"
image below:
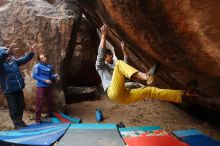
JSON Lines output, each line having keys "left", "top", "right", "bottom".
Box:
{"left": 32, "top": 63, "right": 57, "bottom": 87}
{"left": 32, "top": 53, "right": 59, "bottom": 124}
{"left": 0, "top": 43, "right": 37, "bottom": 129}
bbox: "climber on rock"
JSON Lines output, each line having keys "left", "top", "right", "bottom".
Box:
{"left": 95, "top": 24, "right": 196, "bottom": 104}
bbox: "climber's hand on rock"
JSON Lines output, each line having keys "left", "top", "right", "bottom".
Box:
{"left": 101, "top": 24, "right": 108, "bottom": 36}
{"left": 120, "top": 41, "right": 125, "bottom": 51}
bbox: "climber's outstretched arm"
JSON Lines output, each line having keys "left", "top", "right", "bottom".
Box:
{"left": 96, "top": 25, "right": 108, "bottom": 70}
{"left": 120, "top": 41, "right": 129, "bottom": 63}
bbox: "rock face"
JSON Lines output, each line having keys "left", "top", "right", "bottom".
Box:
{"left": 1, "top": 0, "right": 220, "bottom": 111}
{"left": 76, "top": 0, "right": 220, "bottom": 110}
{"left": 0, "top": 0, "right": 82, "bottom": 111}
{"left": 65, "top": 18, "right": 100, "bottom": 87}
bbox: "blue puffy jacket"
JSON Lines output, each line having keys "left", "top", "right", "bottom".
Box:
{"left": 32, "top": 63, "right": 56, "bottom": 87}
{"left": 0, "top": 47, "right": 34, "bottom": 95}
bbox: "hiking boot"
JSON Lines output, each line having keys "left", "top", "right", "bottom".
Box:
{"left": 14, "top": 121, "right": 27, "bottom": 129}
{"left": 20, "top": 121, "right": 28, "bottom": 127}
{"left": 14, "top": 125, "right": 23, "bottom": 130}
{"left": 45, "top": 113, "right": 53, "bottom": 118}
{"left": 41, "top": 113, "right": 53, "bottom": 119}
{"left": 35, "top": 120, "right": 42, "bottom": 125}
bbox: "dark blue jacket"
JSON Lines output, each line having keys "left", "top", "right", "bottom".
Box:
{"left": 32, "top": 63, "right": 56, "bottom": 87}
{"left": 0, "top": 48, "right": 34, "bottom": 95}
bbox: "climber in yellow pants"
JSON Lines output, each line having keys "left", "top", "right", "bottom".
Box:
{"left": 107, "top": 60, "right": 182, "bottom": 104}
{"left": 96, "top": 24, "right": 191, "bottom": 105}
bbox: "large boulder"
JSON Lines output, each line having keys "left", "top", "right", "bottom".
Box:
{"left": 76, "top": 0, "right": 220, "bottom": 110}
{"left": 0, "top": 0, "right": 82, "bottom": 111}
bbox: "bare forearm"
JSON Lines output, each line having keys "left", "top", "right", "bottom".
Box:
{"left": 99, "top": 24, "right": 108, "bottom": 49}
{"left": 121, "top": 41, "right": 129, "bottom": 62}
{"left": 123, "top": 49, "right": 129, "bottom": 63}
{"left": 100, "top": 35, "right": 107, "bottom": 49}
{"left": 123, "top": 50, "right": 128, "bottom": 59}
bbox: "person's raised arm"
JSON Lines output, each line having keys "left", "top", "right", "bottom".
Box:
{"left": 96, "top": 24, "right": 108, "bottom": 70}
{"left": 99, "top": 25, "right": 108, "bottom": 50}
{"left": 16, "top": 44, "right": 38, "bottom": 66}
{"left": 120, "top": 41, "right": 129, "bottom": 63}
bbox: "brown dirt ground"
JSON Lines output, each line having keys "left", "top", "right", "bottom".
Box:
{"left": 0, "top": 94, "right": 220, "bottom": 141}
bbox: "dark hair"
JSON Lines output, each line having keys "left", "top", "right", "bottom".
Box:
{"left": 105, "top": 49, "right": 113, "bottom": 56}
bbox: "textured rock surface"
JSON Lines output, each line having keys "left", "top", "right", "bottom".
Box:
{"left": 0, "top": 0, "right": 82, "bottom": 111}
{"left": 76, "top": 0, "right": 220, "bottom": 110}
{"left": 1, "top": 0, "right": 220, "bottom": 111}
{"left": 66, "top": 18, "right": 100, "bottom": 87}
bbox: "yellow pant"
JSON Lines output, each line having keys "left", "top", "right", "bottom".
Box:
{"left": 107, "top": 60, "right": 182, "bottom": 104}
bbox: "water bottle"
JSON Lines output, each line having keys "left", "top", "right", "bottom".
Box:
{"left": 96, "top": 108, "right": 103, "bottom": 122}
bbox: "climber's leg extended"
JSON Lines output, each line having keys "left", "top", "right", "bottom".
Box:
{"left": 129, "top": 87, "right": 182, "bottom": 104}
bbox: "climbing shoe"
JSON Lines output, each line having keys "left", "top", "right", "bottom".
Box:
{"left": 183, "top": 80, "right": 198, "bottom": 96}
{"left": 146, "top": 75, "right": 155, "bottom": 85}
{"left": 146, "top": 62, "right": 159, "bottom": 85}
